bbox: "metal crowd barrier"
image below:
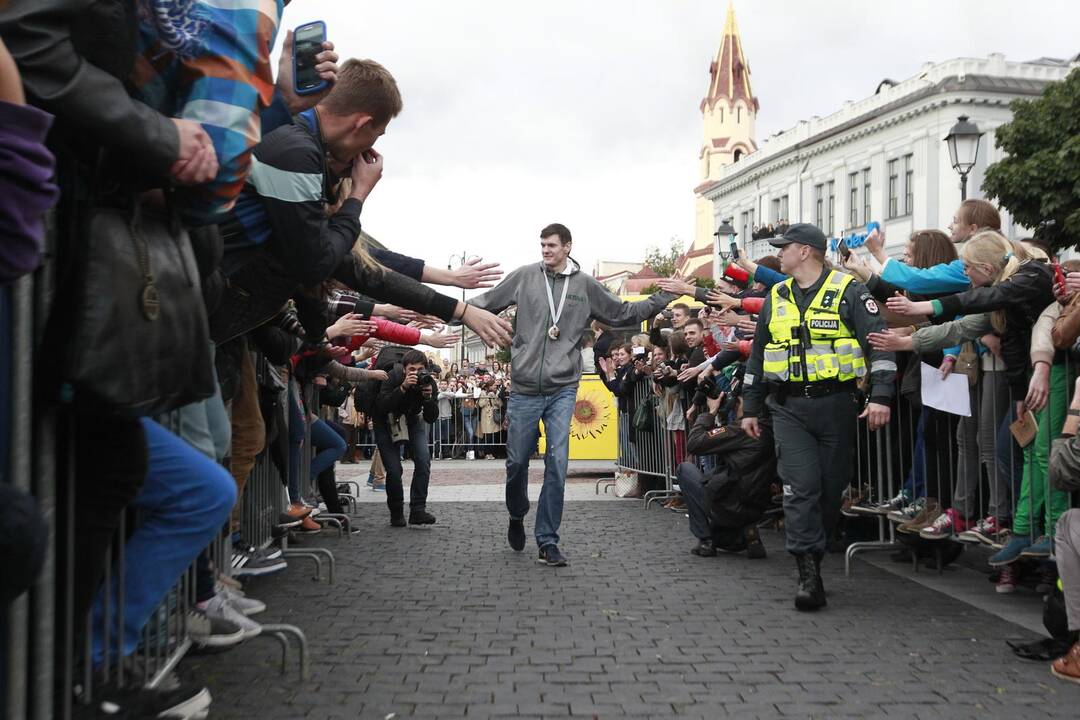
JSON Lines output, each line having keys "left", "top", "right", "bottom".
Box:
{"left": 612, "top": 377, "right": 678, "bottom": 508}
{"left": 322, "top": 393, "right": 510, "bottom": 461}
{"left": 603, "top": 348, "right": 1079, "bottom": 586}
{"left": 2, "top": 255, "right": 56, "bottom": 720}
{"left": 840, "top": 351, "right": 1076, "bottom": 578}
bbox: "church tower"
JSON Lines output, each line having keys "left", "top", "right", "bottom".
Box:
{"left": 686, "top": 2, "right": 758, "bottom": 279}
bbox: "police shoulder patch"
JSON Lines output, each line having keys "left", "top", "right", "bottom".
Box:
{"left": 860, "top": 292, "right": 880, "bottom": 315}
{"left": 707, "top": 427, "right": 727, "bottom": 437}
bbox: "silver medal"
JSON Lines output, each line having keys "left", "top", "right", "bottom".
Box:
{"left": 543, "top": 265, "right": 571, "bottom": 343}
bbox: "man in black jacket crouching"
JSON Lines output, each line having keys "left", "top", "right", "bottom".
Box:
{"left": 678, "top": 391, "right": 776, "bottom": 558}
{"left": 374, "top": 349, "right": 439, "bottom": 527}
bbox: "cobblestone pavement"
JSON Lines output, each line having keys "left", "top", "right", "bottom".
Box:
{"left": 188, "top": 500, "right": 1080, "bottom": 719}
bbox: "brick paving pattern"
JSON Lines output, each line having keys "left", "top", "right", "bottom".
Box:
{"left": 189, "top": 501, "right": 1080, "bottom": 719}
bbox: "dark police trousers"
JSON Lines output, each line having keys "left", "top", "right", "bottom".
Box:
{"left": 767, "top": 391, "right": 857, "bottom": 555}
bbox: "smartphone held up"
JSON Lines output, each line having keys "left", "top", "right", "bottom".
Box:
{"left": 293, "top": 21, "right": 329, "bottom": 95}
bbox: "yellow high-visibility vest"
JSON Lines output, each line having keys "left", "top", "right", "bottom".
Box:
{"left": 762, "top": 270, "right": 867, "bottom": 383}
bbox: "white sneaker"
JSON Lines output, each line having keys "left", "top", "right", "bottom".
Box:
{"left": 215, "top": 582, "right": 266, "bottom": 616}
{"left": 200, "top": 595, "right": 262, "bottom": 639}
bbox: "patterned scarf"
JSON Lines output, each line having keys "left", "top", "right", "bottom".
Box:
{"left": 139, "top": 0, "right": 210, "bottom": 59}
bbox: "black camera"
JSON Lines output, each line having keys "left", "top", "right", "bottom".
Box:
{"left": 692, "top": 376, "right": 724, "bottom": 408}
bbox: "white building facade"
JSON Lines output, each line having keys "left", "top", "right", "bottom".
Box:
{"left": 700, "top": 53, "right": 1078, "bottom": 260}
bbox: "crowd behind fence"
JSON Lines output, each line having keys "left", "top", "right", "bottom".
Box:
{"left": 609, "top": 345, "right": 1079, "bottom": 583}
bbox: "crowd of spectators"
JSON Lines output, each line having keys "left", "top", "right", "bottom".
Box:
{"left": 1, "top": 1, "right": 1079, "bottom": 713}
{"left": 751, "top": 220, "right": 789, "bottom": 240}
{"left": 0, "top": 2, "right": 521, "bottom": 717}
{"left": 596, "top": 198, "right": 1080, "bottom": 684}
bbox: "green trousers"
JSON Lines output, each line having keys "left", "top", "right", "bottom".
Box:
{"left": 1013, "top": 363, "right": 1071, "bottom": 537}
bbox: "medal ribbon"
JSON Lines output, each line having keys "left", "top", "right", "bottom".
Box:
{"left": 544, "top": 265, "right": 570, "bottom": 332}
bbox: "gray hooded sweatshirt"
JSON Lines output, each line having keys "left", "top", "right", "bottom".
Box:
{"left": 470, "top": 260, "right": 676, "bottom": 396}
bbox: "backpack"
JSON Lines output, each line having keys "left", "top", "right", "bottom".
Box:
{"left": 353, "top": 345, "right": 413, "bottom": 416}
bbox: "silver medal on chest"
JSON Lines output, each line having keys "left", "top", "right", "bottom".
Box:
{"left": 547, "top": 325, "right": 560, "bottom": 341}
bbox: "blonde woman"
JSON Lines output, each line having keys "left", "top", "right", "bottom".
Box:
{"left": 887, "top": 230, "right": 1058, "bottom": 576}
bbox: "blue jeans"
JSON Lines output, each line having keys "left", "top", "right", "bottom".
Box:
{"left": 996, "top": 402, "right": 1023, "bottom": 507}
{"left": 461, "top": 410, "right": 476, "bottom": 453}
{"left": 505, "top": 386, "right": 577, "bottom": 549}
{"left": 374, "top": 414, "right": 431, "bottom": 513}
{"left": 675, "top": 462, "right": 710, "bottom": 541}
{"left": 287, "top": 383, "right": 306, "bottom": 503}
{"left": 91, "top": 419, "right": 235, "bottom": 664}
{"left": 310, "top": 418, "right": 347, "bottom": 478}
{"left": 436, "top": 417, "right": 452, "bottom": 458}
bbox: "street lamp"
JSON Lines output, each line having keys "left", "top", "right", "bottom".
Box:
{"left": 448, "top": 252, "right": 469, "bottom": 363}
{"left": 944, "top": 115, "right": 984, "bottom": 200}
{"left": 714, "top": 218, "right": 738, "bottom": 262}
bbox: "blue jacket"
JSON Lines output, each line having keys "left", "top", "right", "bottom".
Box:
{"left": 880, "top": 258, "right": 970, "bottom": 295}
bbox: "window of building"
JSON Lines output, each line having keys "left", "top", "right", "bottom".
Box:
{"left": 718, "top": 107, "right": 723, "bottom": 123}
{"left": 771, "top": 197, "right": 780, "bottom": 223}
{"left": 827, "top": 181, "right": 836, "bottom": 236}
{"left": 779, "top": 195, "right": 789, "bottom": 222}
{"left": 848, "top": 173, "right": 858, "bottom": 228}
{"left": 887, "top": 159, "right": 899, "bottom": 218}
{"left": 737, "top": 106, "right": 741, "bottom": 123}
{"left": 862, "top": 168, "right": 871, "bottom": 225}
{"left": 904, "top": 154, "right": 914, "bottom": 215}
{"left": 814, "top": 184, "right": 824, "bottom": 231}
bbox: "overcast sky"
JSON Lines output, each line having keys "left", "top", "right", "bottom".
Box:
{"left": 278, "top": 0, "right": 1078, "bottom": 298}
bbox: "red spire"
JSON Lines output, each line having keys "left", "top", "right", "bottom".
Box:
{"left": 701, "top": 3, "right": 758, "bottom": 113}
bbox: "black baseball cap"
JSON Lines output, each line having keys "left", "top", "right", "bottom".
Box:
{"left": 769, "top": 223, "right": 827, "bottom": 252}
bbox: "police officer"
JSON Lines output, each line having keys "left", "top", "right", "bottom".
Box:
{"left": 740, "top": 224, "right": 895, "bottom": 611}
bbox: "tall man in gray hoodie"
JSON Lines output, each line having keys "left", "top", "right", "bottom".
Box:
{"left": 470, "top": 223, "right": 685, "bottom": 566}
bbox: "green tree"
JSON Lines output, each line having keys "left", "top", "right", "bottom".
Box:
{"left": 983, "top": 67, "right": 1080, "bottom": 252}
{"left": 643, "top": 237, "right": 684, "bottom": 278}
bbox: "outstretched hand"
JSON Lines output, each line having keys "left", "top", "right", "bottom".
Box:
{"left": 463, "top": 306, "right": 513, "bottom": 348}
{"left": 866, "top": 329, "right": 914, "bottom": 353}
{"left": 705, "top": 290, "right": 741, "bottom": 311}
{"left": 885, "top": 292, "right": 932, "bottom": 318}
{"left": 656, "top": 272, "right": 695, "bottom": 297}
{"left": 451, "top": 257, "right": 503, "bottom": 289}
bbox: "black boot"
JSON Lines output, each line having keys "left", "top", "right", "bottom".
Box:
{"left": 745, "top": 526, "right": 766, "bottom": 560}
{"left": 794, "top": 553, "right": 826, "bottom": 611}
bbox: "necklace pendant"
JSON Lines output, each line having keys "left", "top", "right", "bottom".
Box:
{"left": 547, "top": 325, "right": 560, "bottom": 341}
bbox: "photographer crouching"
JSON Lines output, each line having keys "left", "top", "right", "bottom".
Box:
{"left": 677, "top": 368, "right": 777, "bottom": 558}
{"left": 373, "top": 349, "right": 439, "bottom": 527}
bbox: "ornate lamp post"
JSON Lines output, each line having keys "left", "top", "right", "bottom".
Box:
{"left": 944, "top": 115, "right": 984, "bottom": 201}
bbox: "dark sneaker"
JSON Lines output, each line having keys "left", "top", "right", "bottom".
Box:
{"left": 408, "top": 509, "right": 437, "bottom": 525}
{"left": 537, "top": 544, "right": 568, "bottom": 567}
{"left": 85, "top": 681, "right": 212, "bottom": 719}
{"left": 390, "top": 513, "right": 407, "bottom": 527}
{"left": 745, "top": 526, "right": 767, "bottom": 560}
{"left": 508, "top": 518, "right": 526, "bottom": 551}
{"left": 231, "top": 551, "right": 286, "bottom": 578}
{"left": 690, "top": 539, "right": 717, "bottom": 557}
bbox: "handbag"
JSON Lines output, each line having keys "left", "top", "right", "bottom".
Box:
{"left": 613, "top": 470, "right": 642, "bottom": 498}
{"left": 633, "top": 397, "right": 655, "bottom": 433}
{"left": 955, "top": 341, "right": 980, "bottom": 387}
{"left": 61, "top": 195, "right": 214, "bottom": 416}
